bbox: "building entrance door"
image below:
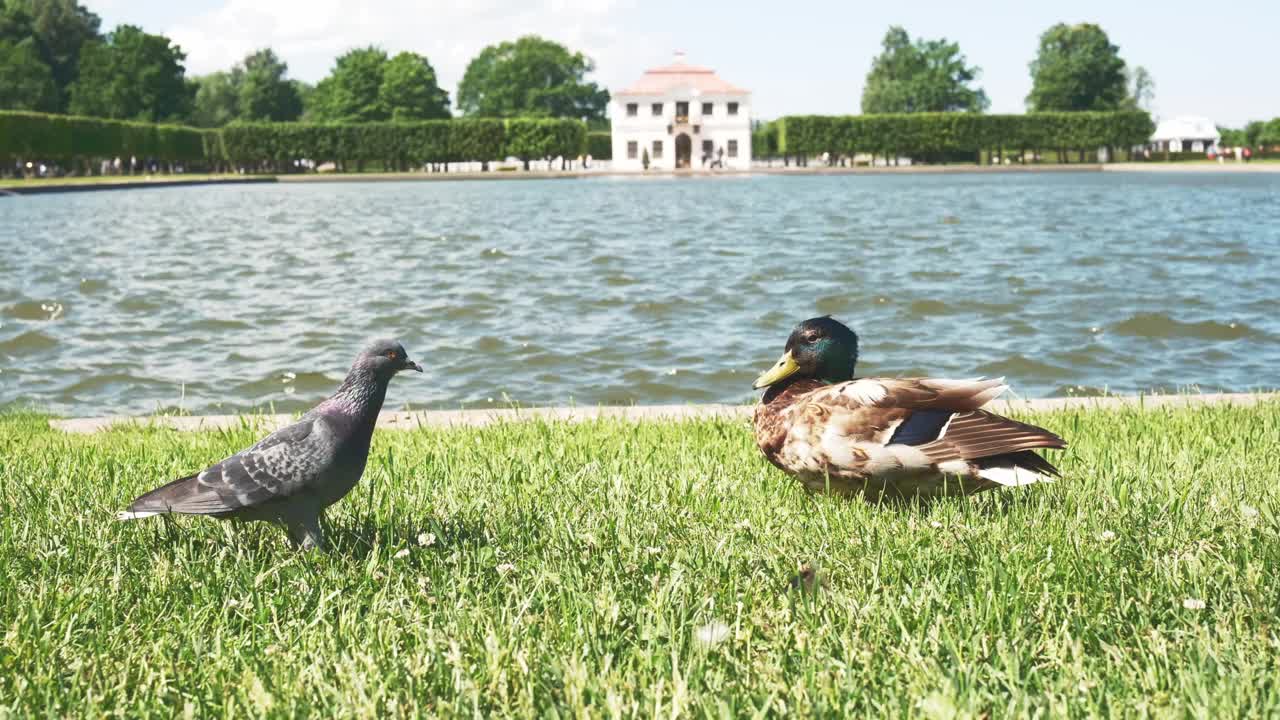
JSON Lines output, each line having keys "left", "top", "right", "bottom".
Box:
{"left": 675, "top": 133, "right": 692, "bottom": 169}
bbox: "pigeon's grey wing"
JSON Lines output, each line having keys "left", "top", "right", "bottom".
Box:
{"left": 125, "top": 415, "right": 339, "bottom": 516}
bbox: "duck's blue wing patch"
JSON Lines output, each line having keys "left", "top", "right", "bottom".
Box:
{"left": 888, "top": 409, "right": 954, "bottom": 446}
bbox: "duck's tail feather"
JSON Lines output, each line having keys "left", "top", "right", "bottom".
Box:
{"left": 975, "top": 450, "right": 1061, "bottom": 487}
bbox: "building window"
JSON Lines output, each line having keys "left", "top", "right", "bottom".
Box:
{"left": 728, "top": 140, "right": 738, "bottom": 158}
{"left": 701, "top": 102, "right": 713, "bottom": 115}
{"left": 675, "top": 101, "right": 689, "bottom": 121}
{"left": 627, "top": 141, "right": 638, "bottom": 159}
{"left": 701, "top": 139, "right": 713, "bottom": 156}
{"left": 728, "top": 102, "right": 739, "bottom": 116}
{"left": 626, "top": 103, "right": 638, "bottom": 117}
{"left": 652, "top": 140, "right": 663, "bottom": 159}
{"left": 651, "top": 102, "right": 663, "bottom": 117}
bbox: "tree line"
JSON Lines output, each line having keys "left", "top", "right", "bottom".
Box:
{"left": 861, "top": 23, "right": 1154, "bottom": 115}
{"left": 9, "top": 1, "right": 1273, "bottom": 172}
{"left": 1218, "top": 119, "right": 1280, "bottom": 149}
{"left": 0, "top": 0, "right": 608, "bottom": 127}
{"left": 0, "top": 1, "right": 1162, "bottom": 126}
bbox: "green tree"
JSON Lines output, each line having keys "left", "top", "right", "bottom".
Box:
{"left": 0, "top": 2, "right": 35, "bottom": 44}
{"left": 1218, "top": 126, "right": 1248, "bottom": 147}
{"left": 309, "top": 46, "right": 388, "bottom": 122}
{"left": 292, "top": 79, "right": 314, "bottom": 118}
{"left": 379, "top": 51, "right": 450, "bottom": 120}
{"left": 1123, "top": 65, "right": 1154, "bottom": 111}
{"left": 1244, "top": 120, "right": 1266, "bottom": 147}
{"left": 456, "top": 35, "right": 608, "bottom": 121}
{"left": 860, "top": 26, "right": 988, "bottom": 114}
{"left": 238, "top": 48, "right": 301, "bottom": 121}
{"left": 68, "top": 25, "right": 192, "bottom": 121}
{"left": 186, "top": 49, "right": 302, "bottom": 126}
{"left": 0, "top": 37, "right": 57, "bottom": 111}
{"left": 188, "top": 71, "right": 239, "bottom": 127}
{"left": 1027, "top": 23, "right": 1129, "bottom": 111}
{"left": 4, "top": 0, "right": 100, "bottom": 109}
{"left": 1260, "top": 118, "right": 1280, "bottom": 147}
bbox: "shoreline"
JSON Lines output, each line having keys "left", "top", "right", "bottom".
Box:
{"left": 1102, "top": 161, "right": 1280, "bottom": 173}
{"left": 4, "top": 161, "right": 1278, "bottom": 195}
{"left": 48, "top": 392, "right": 1279, "bottom": 433}
{"left": 0, "top": 176, "right": 275, "bottom": 195}
{"left": 275, "top": 163, "right": 1109, "bottom": 183}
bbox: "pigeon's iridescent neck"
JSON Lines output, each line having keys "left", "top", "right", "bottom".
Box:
{"left": 321, "top": 367, "right": 389, "bottom": 418}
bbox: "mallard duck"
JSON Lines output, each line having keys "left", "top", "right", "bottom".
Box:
{"left": 752, "top": 317, "right": 1065, "bottom": 500}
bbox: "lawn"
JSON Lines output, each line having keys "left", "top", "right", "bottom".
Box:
{"left": 1, "top": 402, "right": 1277, "bottom": 717}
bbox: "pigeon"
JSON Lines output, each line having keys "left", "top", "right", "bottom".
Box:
{"left": 118, "top": 339, "right": 423, "bottom": 550}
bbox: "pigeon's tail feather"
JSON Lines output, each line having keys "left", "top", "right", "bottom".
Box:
{"left": 117, "top": 510, "right": 161, "bottom": 521}
{"left": 120, "top": 472, "right": 234, "bottom": 519}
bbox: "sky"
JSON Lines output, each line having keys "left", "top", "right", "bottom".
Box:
{"left": 87, "top": 0, "right": 1278, "bottom": 126}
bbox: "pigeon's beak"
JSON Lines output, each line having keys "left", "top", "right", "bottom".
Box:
{"left": 405, "top": 360, "right": 423, "bottom": 373}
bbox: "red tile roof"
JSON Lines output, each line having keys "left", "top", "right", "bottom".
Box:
{"left": 616, "top": 58, "right": 748, "bottom": 96}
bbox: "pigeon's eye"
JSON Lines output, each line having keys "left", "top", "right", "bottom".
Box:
{"left": 385, "top": 350, "right": 398, "bottom": 360}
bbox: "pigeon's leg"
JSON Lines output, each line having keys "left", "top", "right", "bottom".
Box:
{"left": 282, "top": 512, "right": 326, "bottom": 552}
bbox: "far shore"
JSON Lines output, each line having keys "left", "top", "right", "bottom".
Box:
{"left": 3, "top": 160, "right": 1278, "bottom": 195}
{"left": 0, "top": 175, "right": 273, "bottom": 195}
{"left": 48, "top": 392, "right": 1279, "bottom": 434}
{"left": 1102, "top": 161, "right": 1280, "bottom": 173}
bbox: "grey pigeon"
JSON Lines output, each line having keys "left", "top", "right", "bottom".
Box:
{"left": 118, "top": 339, "right": 422, "bottom": 550}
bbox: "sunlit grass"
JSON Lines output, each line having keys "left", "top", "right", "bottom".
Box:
{"left": 1, "top": 403, "right": 1278, "bottom": 716}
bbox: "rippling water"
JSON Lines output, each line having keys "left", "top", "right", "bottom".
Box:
{"left": 2, "top": 171, "right": 1278, "bottom": 416}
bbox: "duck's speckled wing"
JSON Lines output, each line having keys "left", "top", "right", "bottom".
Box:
{"left": 122, "top": 415, "right": 341, "bottom": 516}
{"left": 761, "top": 377, "right": 1064, "bottom": 495}
{"left": 812, "top": 376, "right": 1011, "bottom": 411}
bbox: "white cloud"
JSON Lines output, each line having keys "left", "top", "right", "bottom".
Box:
{"left": 165, "top": 0, "right": 658, "bottom": 102}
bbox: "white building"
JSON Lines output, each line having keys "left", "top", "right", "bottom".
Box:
{"left": 611, "top": 53, "right": 751, "bottom": 171}
{"left": 1150, "top": 116, "right": 1220, "bottom": 153}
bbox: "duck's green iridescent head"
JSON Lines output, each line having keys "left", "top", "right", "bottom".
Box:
{"left": 753, "top": 316, "right": 859, "bottom": 389}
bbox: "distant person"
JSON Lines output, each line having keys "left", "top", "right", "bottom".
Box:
{"left": 1244, "top": 147, "right": 1253, "bottom": 163}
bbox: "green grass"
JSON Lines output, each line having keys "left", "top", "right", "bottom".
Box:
{"left": 2, "top": 403, "right": 1278, "bottom": 717}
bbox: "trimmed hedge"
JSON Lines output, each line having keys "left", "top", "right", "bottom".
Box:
{"left": 752, "top": 122, "right": 778, "bottom": 158}
{"left": 776, "top": 112, "right": 1155, "bottom": 159}
{"left": 219, "top": 118, "right": 585, "bottom": 169}
{"left": 3, "top": 110, "right": 1161, "bottom": 169}
{"left": 1140, "top": 150, "right": 1214, "bottom": 162}
{"left": 0, "top": 111, "right": 207, "bottom": 164}
{"left": 0, "top": 112, "right": 589, "bottom": 171}
{"left": 586, "top": 131, "right": 611, "bottom": 160}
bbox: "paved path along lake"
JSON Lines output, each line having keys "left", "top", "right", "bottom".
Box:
{"left": 3, "top": 171, "right": 1278, "bottom": 416}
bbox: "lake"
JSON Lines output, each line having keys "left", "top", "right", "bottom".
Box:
{"left": 2, "top": 171, "right": 1277, "bottom": 416}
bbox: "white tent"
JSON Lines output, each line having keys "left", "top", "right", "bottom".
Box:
{"left": 1150, "top": 116, "right": 1220, "bottom": 153}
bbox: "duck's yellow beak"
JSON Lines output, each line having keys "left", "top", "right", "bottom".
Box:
{"left": 753, "top": 350, "right": 799, "bottom": 389}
